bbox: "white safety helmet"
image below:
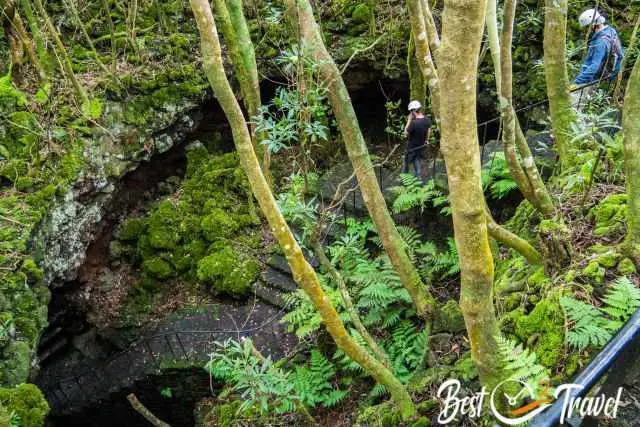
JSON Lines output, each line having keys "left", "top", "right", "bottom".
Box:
{"left": 408, "top": 100, "right": 422, "bottom": 112}
{"left": 579, "top": 9, "right": 605, "bottom": 28}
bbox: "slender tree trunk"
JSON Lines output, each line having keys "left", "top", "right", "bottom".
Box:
{"left": 543, "top": 0, "right": 576, "bottom": 169}
{"left": 127, "top": 394, "right": 170, "bottom": 427}
{"left": 614, "top": 13, "right": 640, "bottom": 103}
{"left": 4, "top": 3, "right": 46, "bottom": 82}
{"left": 289, "top": 0, "right": 436, "bottom": 320}
{"left": 126, "top": 0, "right": 139, "bottom": 58}
{"left": 189, "top": 0, "right": 416, "bottom": 418}
{"left": 485, "top": 0, "right": 501, "bottom": 93}
{"left": 214, "top": 0, "right": 271, "bottom": 181}
{"left": 407, "top": 34, "right": 427, "bottom": 108}
{"left": 20, "top": 0, "right": 51, "bottom": 77}
{"left": 32, "top": 0, "right": 89, "bottom": 107}
{"left": 496, "top": 0, "right": 533, "bottom": 203}
{"left": 439, "top": 0, "right": 503, "bottom": 391}
{"left": 406, "top": 0, "right": 441, "bottom": 123}
{"left": 503, "top": 0, "right": 555, "bottom": 217}
{"left": 419, "top": 0, "right": 440, "bottom": 58}
{"left": 63, "top": 0, "right": 115, "bottom": 80}
{"left": 101, "top": 0, "right": 118, "bottom": 73}
{"left": 3, "top": 0, "right": 25, "bottom": 82}
{"left": 310, "top": 237, "right": 391, "bottom": 368}
{"left": 622, "top": 53, "right": 640, "bottom": 264}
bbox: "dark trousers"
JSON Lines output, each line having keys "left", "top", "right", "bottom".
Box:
{"left": 402, "top": 149, "right": 423, "bottom": 178}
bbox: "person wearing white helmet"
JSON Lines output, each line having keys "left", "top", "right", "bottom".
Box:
{"left": 570, "top": 9, "right": 623, "bottom": 105}
{"left": 402, "top": 100, "right": 432, "bottom": 179}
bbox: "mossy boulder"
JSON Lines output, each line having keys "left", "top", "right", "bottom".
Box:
{"left": 513, "top": 298, "right": 564, "bottom": 368}
{"left": 0, "top": 384, "right": 49, "bottom": 427}
{"left": 434, "top": 300, "right": 466, "bottom": 333}
{"left": 201, "top": 209, "right": 239, "bottom": 241}
{"left": 197, "top": 247, "right": 259, "bottom": 297}
{"left": 143, "top": 257, "right": 174, "bottom": 280}
{"left": 593, "top": 251, "right": 621, "bottom": 269}
{"left": 453, "top": 352, "right": 479, "bottom": 382}
{"left": 582, "top": 261, "right": 606, "bottom": 284}
{"left": 617, "top": 258, "right": 637, "bottom": 275}
{"left": 116, "top": 218, "right": 146, "bottom": 241}
{"left": 351, "top": 4, "right": 372, "bottom": 23}
{"left": 0, "top": 341, "right": 31, "bottom": 386}
{"left": 589, "top": 194, "right": 628, "bottom": 238}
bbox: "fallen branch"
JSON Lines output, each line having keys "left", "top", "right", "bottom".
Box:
{"left": 127, "top": 394, "right": 170, "bottom": 427}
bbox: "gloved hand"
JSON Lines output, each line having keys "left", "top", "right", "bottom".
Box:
{"left": 568, "top": 83, "right": 579, "bottom": 92}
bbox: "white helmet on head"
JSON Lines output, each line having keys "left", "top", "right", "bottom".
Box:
{"left": 408, "top": 100, "right": 422, "bottom": 112}
{"left": 579, "top": 9, "right": 605, "bottom": 28}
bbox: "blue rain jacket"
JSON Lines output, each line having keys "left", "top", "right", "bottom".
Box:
{"left": 574, "top": 26, "right": 623, "bottom": 85}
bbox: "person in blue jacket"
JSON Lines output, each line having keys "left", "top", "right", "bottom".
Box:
{"left": 570, "top": 9, "right": 623, "bottom": 105}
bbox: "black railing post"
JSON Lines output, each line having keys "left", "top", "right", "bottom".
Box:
{"left": 165, "top": 335, "right": 176, "bottom": 358}
{"left": 176, "top": 332, "right": 188, "bottom": 359}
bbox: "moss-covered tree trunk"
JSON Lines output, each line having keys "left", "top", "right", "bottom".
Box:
{"left": 439, "top": 0, "right": 503, "bottom": 391}
{"left": 189, "top": 0, "right": 416, "bottom": 419}
{"left": 614, "top": 13, "right": 640, "bottom": 103}
{"left": 407, "top": 0, "right": 441, "bottom": 123}
{"left": 288, "top": 0, "right": 436, "bottom": 319}
{"left": 214, "top": 0, "right": 270, "bottom": 181}
{"left": 496, "top": 0, "right": 554, "bottom": 218}
{"left": 543, "top": 0, "right": 576, "bottom": 169}
{"left": 419, "top": 0, "right": 440, "bottom": 57}
{"left": 622, "top": 52, "right": 640, "bottom": 263}
{"left": 407, "top": 34, "right": 427, "bottom": 108}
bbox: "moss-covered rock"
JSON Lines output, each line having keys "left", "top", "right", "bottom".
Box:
{"left": 0, "top": 384, "right": 49, "bottom": 427}
{"left": 453, "top": 352, "right": 479, "bottom": 382}
{"left": 593, "top": 251, "right": 621, "bottom": 269}
{"left": 433, "top": 300, "right": 466, "bottom": 333}
{"left": 197, "top": 247, "right": 259, "bottom": 297}
{"left": 143, "top": 257, "right": 175, "bottom": 280}
{"left": 201, "top": 209, "right": 240, "bottom": 241}
{"left": 0, "top": 341, "right": 31, "bottom": 386}
{"left": 589, "top": 194, "right": 628, "bottom": 238}
{"left": 617, "top": 258, "right": 637, "bottom": 275}
{"left": 513, "top": 298, "right": 564, "bottom": 369}
{"left": 116, "top": 218, "right": 146, "bottom": 241}
{"left": 583, "top": 261, "right": 606, "bottom": 284}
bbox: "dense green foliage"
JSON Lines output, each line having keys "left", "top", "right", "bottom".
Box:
{"left": 0, "top": 384, "right": 49, "bottom": 427}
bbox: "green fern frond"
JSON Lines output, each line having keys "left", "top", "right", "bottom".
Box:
{"left": 601, "top": 276, "right": 640, "bottom": 321}
{"left": 560, "top": 296, "right": 612, "bottom": 350}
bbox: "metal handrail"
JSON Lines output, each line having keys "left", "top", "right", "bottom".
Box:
{"left": 530, "top": 309, "right": 640, "bottom": 426}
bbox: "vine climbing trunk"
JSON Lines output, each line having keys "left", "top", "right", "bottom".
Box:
{"left": 189, "top": 0, "right": 416, "bottom": 419}
{"left": 622, "top": 52, "right": 640, "bottom": 264}
{"left": 543, "top": 0, "right": 576, "bottom": 169}
{"left": 288, "top": 0, "right": 436, "bottom": 320}
{"left": 438, "top": 0, "right": 504, "bottom": 391}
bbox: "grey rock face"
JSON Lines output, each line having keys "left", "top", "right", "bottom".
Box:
{"left": 33, "top": 100, "right": 204, "bottom": 287}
